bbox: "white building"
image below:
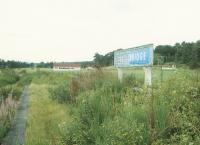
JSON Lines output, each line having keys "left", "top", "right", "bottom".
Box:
{"left": 53, "top": 63, "right": 81, "bottom": 71}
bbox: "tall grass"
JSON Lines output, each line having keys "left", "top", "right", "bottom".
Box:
{"left": 25, "top": 76, "right": 72, "bottom": 145}
{"left": 47, "top": 68, "right": 200, "bottom": 145}
{"left": 0, "top": 97, "right": 19, "bottom": 141}
{"left": 0, "top": 68, "right": 39, "bottom": 143}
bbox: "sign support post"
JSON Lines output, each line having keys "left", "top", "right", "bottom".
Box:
{"left": 114, "top": 44, "right": 153, "bottom": 86}
{"left": 144, "top": 67, "right": 152, "bottom": 86}
{"left": 117, "top": 68, "right": 123, "bottom": 83}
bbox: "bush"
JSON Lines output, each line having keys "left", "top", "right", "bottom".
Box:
{"left": 49, "top": 82, "right": 71, "bottom": 103}
{"left": 0, "top": 69, "right": 19, "bottom": 87}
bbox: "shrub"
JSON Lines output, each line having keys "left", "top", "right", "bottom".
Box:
{"left": 0, "top": 69, "right": 19, "bottom": 87}
{"left": 49, "top": 82, "right": 71, "bottom": 103}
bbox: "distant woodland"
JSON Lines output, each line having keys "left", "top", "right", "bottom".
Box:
{"left": 1, "top": 40, "right": 200, "bottom": 69}
{"left": 0, "top": 60, "right": 53, "bottom": 69}
{"left": 91, "top": 40, "right": 200, "bottom": 69}
{"left": 154, "top": 40, "right": 200, "bottom": 68}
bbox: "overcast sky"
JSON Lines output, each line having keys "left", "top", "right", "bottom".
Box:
{"left": 0, "top": 0, "right": 200, "bottom": 62}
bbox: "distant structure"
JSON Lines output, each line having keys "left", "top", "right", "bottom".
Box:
{"left": 53, "top": 62, "right": 81, "bottom": 71}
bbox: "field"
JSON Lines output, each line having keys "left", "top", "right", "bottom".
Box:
{"left": 0, "top": 67, "right": 200, "bottom": 145}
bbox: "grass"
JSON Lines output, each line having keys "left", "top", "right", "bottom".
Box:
{"left": 0, "top": 69, "right": 24, "bottom": 142}
{"left": 102, "top": 67, "right": 177, "bottom": 81}
{"left": 2, "top": 67, "right": 196, "bottom": 145}
{"left": 53, "top": 68, "right": 200, "bottom": 145}
{"left": 25, "top": 83, "right": 72, "bottom": 145}
{"left": 0, "top": 97, "right": 19, "bottom": 141}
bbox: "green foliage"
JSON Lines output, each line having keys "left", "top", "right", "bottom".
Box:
{"left": 92, "top": 40, "right": 200, "bottom": 68}
{"left": 154, "top": 40, "right": 200, "bottom": 68}
{"left": 151, "top": 71, "right": 200, "bottom": 144}
{"left": 11, "top": 84, "right": 23, "bottom": 100}
{"left": 123, "top": 73, "right": 144, "bottom": 87}
{"left": 47, "top": 72, "right": 76, "bottom": 103}
{"left": 49, "top": 82, "right": 71, "bottom": 103}
{"left": 0, "top": 69, "right": 19, "bottom": 87}
{"left": 0, "top": 68, "right": 31, "bottom": 143}
{"left": 36, "top": 61, "right": 53, "bottom": 68}
{"left": 0, "top": 58, "right": 53, "bottom": 69}
{"left": 0, "top": 86, "right": 12, "bottom": 101}
{"left": 51, "top": 69, "right": 200, "bottom": 145}
{"left": 25, "top": 84, "right": 72, "bottom": 145}
{"left": 0, "top": 97, "right": 18, "bottom": 142}
{"left": 59, "top": 70, "right": 150, "bottom": 144}
{"left": 94, "top": 51, "right": 114, "bottom": 67}
{"left": 102, "top": 118, "right": 149, "bottom": 145}
{"left": 0, "top": 69, "right": 24, "bottom": 102}
{"left": 0, "top": 59, "right": 33, "bottom": 68}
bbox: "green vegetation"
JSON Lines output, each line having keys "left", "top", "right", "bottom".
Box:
{"left": 0, "top": 69, "right": 26, "bottom": 142}
{"left": 0, "top": 68, "right": 50, "bottom": 143}
{"left": 23, "top": 70, "right": 72, "bottom": 144}
{"left": 1, "top": 67, "right": 199, "bottom": 145}
{"left": 0, "top": 59, "right": 53, "bottom": 69}
{"left": 1, "top": 40, "right": 200, "bottom": 69}
{"left": 0, "top": 59, "right": 33, "bottom": 68}
{"left": 48, "top": 68, "right": 200, "bottom": 145}
{"left": 154, "top": 40, "right": 200, "bottom": 68}
{"left": 25, "top": 84, "right": 71, "bottom": 145}
{"left": 82, "top": 40, "right": 200, "bottom": 69}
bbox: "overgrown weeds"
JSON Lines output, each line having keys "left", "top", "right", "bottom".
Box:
{"left": 0, "top": 69, "right": 31, "bottom": 142}
{"left": 0, "top": 97, "right": 18, "bottom": 141}
{"left": 50, "top": 68, "right": 200, "bottom": 145}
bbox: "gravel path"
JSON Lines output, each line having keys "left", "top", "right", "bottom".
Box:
{"left": 2, "top": 86, "right": 29, "bottom": 145}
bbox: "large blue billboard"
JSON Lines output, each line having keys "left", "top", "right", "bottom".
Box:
{"left": 114, "top": 44, "right": 153, "bottom": 67}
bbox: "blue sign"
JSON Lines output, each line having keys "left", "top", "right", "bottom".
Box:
{"left": 114, "top": 44, "right": 153, "bottom": 67}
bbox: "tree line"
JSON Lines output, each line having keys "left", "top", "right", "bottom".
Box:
{"left": 92, "top": 40, "right": 200, "bottom": 68}
{"left": 0, "top": 59, "right": 53, "bottom": 69}
{"left": 154, "top": 40, "right": 200, "bottom": 68}
{"left": 1, "top": 40, "right": 199, "bottom": 69}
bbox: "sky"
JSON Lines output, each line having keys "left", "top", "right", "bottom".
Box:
{"left": 0, "top": 0, "right": 200, "bottom": 62}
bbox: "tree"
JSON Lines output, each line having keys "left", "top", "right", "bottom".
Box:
{"left": 93, "top": 51, "right": 114, "bottom": 67}
{"left": 94, "top": 53, "right": 104, "bottom": 67}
